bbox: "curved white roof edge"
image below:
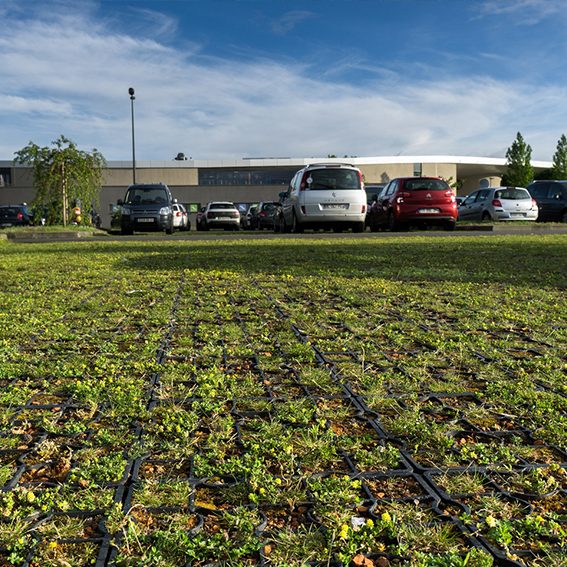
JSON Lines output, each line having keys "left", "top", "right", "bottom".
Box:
{"left": 2, "top": 155, "right": 553, "bottom": 168}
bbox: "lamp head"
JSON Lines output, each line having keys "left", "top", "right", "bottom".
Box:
{"left": 128, "top": 87, "right": 135, "bottom": 97}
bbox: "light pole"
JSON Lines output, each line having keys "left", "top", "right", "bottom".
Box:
{"left": 128, "top": 87, "right": 136, "bottom": 184}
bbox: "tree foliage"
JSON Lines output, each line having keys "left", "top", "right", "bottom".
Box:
{"left": 14, "top": 136, "right": 106, "bottom": 225}
{"left": 502, "top": 132, "right": 533, "bottom": 187}
{"left": 552, "top": 134, "right": 567, "bottom": 180}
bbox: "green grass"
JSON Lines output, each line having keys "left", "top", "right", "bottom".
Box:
{"left": 0, "top": 234, "right": 565, "bottom": 566}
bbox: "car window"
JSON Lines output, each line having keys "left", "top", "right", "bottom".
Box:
{"left": 307, "top": 169, "right": 361, "bottom": 190}
{"left": 126, "top": 188, "right": 168, "bottom": 205}
{"left": 385, "top": 181, "right": 397, "bottom": 196}
{"left": 462, "top": 192, "right": 477, "bottom": 205}
{"left": 210, "top": 203, "right": 235, "bottom": 209}
{"left": 528, "top": 183, "right": 549, "bottom": 198}
{"left": 404, "top": 179, "right": 450, "bottom": 191}
{"left": 495, "top": 188, "right": 529, "bottom": 200}
{"left": 476, "top": 190, "right": 490, "bottom": 202}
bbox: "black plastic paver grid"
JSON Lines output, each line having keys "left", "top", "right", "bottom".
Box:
{"left": 1, "top": 271, "right": 565, "bottom": 566}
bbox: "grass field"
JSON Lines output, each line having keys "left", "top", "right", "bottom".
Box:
{"left": 0, "top": 234, "right": 566, "bottom": 566}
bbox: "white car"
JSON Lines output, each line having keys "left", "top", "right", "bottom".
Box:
{"left": 172, "top": 203, "right": 190, "bottom": 231}
{"left": 458, "top": 187, "right": 538, "bottom": 221}
{"left": 196, "top": 201, "right": 240, "bottom": 231}
{"left": 276, "top": 163, "right": 367, "bottom": 233}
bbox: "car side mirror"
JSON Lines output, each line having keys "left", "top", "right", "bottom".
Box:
{"left": 173, "top": 198, "right": 178, "bottom": 204}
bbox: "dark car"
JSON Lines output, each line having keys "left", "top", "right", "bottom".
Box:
{"left": 366, "top": 177, "right": 457, "bottom": 231}
{"left": 526, "top": 180, "right": 567, "bottom": 222}
{"left": 0, "top": 204, "right": 32, "bottom": 227}
{"left": 251, "top": 201, "right": 278, "bottom": 230}
{"left": 364, "top": 184, "right": 386, "bottom": 228}
{"left": 118, "top": 183, "right": 176, "bottom": 235}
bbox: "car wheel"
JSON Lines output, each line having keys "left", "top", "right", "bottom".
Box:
{"left": 352, "top": 222, "right": 365, "bottom": 233}
{"left": 291, "top": 211, "right": 303, "bottom": 233}
{"left": 561, "top": 210, "right": 567, "bottom": 223}
{"left": 121, "top": 227, "right": 133, "bottom": 236}
{"left": 166, "top": 225, "right": 174, "bottom": 235}
{"left": 482, "top": 211, "right": 492, "bottom": 222}
{"left": 388, "top": 212, "right": 403, "bottom": 232}
{"left": 444, "top": 221, "right": 456, "bottom": 231}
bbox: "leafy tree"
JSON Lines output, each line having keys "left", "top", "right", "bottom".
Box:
{"left": 501, "top": 132, "right": 533, "bottom": 187}
{"left": 552, "top": 134, "right": 567, "bottom": 179}
{"left": 14, "top": 136, "right": 106, "bottom": 226}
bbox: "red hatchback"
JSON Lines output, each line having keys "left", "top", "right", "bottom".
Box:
{"left": 367, "top": 177, "right": 457, "bottom": 231}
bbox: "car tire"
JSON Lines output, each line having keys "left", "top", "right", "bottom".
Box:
{"left": 444, "top": 221, "right": 456, "bottom": 231}
{"left": 482, "top": 211, "right": 491, "bottom": 222}
{"left": 561, "top": 210, "right": 567, "bottom": 223}
{"left": 388, "top": 212, "right": 403, "bottom": 232}
{"left": 291, "top": 211, "right": 303, "bottom": 233}
{"left": 121, "top": 227, "right": 133, "bottom": 236}
{"left": 352, "top": 222, "right": 365, "bottom": 233}
{"left": 166, "top": 225, "right": 174, "bottom": 235}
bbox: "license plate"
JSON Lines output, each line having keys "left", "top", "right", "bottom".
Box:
{"left": 217, "top": 217, "right": 232, "bottom": 221}
{"left": 137, "top": 218, "right": 155, "bottom": 223}
{"left": 323, "top": 204, "right": 348, "bottom": 209}
{"left": 418, "top": 208, "right": 440, "bottom": 214}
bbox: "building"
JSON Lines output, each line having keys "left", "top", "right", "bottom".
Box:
{"left": 0, "top": 155, "right": 552, "bottom": 228}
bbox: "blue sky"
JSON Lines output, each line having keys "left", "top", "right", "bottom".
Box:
{"left": 1, "top": 0, "right": 566, "bottom": 161}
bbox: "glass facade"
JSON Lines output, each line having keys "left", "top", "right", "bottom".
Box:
{"left": 0, "top": 168, "right": 12, "bottom": 187}
{"left": 198, "top": 168, "right": 297, "bottom": 186}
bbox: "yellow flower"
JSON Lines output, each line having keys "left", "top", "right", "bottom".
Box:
{"left": 381, "top": 511, "right": 392, "bottom": 523}
{"left": 366, "top": 519, "right": 374, "bottom": 527}
{"left": 339, "top": 524, "right": 349, "bottom": 539}
{"left": 486, "top": 515, "right": 498, "bottom": 528}
{"left": 48, "top": 541, "right": 58, "bottom": 550}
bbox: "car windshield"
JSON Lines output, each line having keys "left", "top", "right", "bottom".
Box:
{"left": 495, "top": 188, "right": 529, "bottom": 200}
{"left": 210, "top": 203, "right": 235, "bottom": 209}
{"left": 405, "top": 179, "right": 450, "bottom": 191}
{"left": 125, "top": 188, "right": 168, "bottom": 205}
{"left": 308, "top": 169, "right": 361, "bottom": 190}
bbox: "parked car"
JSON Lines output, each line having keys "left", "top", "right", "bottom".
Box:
{"left": 0, "top": 204, "right": 32, "bottom": 227}
{"left": 251, "top": 201, "right": 278, "bottom": 230}
{"left": 526, "top": 180, "right": 567, "bottom": 222}
{"left": 455, "top": 195, "right": 467, "bottom": 206}
{"left": 366, "top": 177, "right": 457, "bottom": 231}
{"left": 276, "top": 163, "right": 367, "bottom": 233}
{"left": 172, "top": 203, "right": 190, "bottom": 231}
{"left": 365, "top": 184, "right": 386, "bottom": 228}
{"left": 458, "top": 187, "right": 538, "bottom": 222}
{"left": 196, "top": 201, "right": 240, "bottom": 231}
{"left": 240, "top": 205, "right": 258, "bottom": 230}
{"left": 118, "top": 183, "right": 176, "bottom": 235}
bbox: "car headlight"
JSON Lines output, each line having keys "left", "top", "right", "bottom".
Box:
{"left": 121, "top": 206, "right": 131, "bottom": 215}
{"left": 159, "top": 206, "right": 171, "bottom": 215}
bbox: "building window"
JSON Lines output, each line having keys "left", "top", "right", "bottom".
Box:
{"left": 198, "top": 168, "right": 297, "bottom": 186}
{"left": 413, "top": 163, "right": 422, "bottom": 177}
{"left": 0, "top": 168, "right": 12, "bottom": 187}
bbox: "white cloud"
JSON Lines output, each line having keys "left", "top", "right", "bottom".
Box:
{"left": 476, "top": 0, "right": 566, "bottom": 24}
{"left": 271, "top": 10, "right": 313, "bottom": 35}
{"left": 0, "top": 2, "right": 566, "bottom": 162}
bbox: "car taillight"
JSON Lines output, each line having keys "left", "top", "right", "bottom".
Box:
{"left": 207, "top": 212, "right": 214, "bottom": 218}
{"left": 17, "top": 212, "right": 23, "bottom": 220}
{"left": 396, "top": 192, "right": 411, "bottom": 204}
{"left": 361, "top": 204, "right": 366, "bottom": 214}
{"left": 492, "top": 199, "right": 502, "bottom": 207}
{"left": 531, "top": 198, "right": 537, "bottom": 209}
{"left": 300, "top": 171, "right": 310, "bottom": 190}
{"left": 259, "top": 211, "right": 267, "bottom": 217}
{"left": 358, "top": 171, "right": 364, "bottom": 189}
{"left": 175, "top": 211, "right": 181, "bottom": 217}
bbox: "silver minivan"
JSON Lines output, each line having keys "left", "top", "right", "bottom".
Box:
{"left": 276, "top": 163, "right": 367, "bottom": 233}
